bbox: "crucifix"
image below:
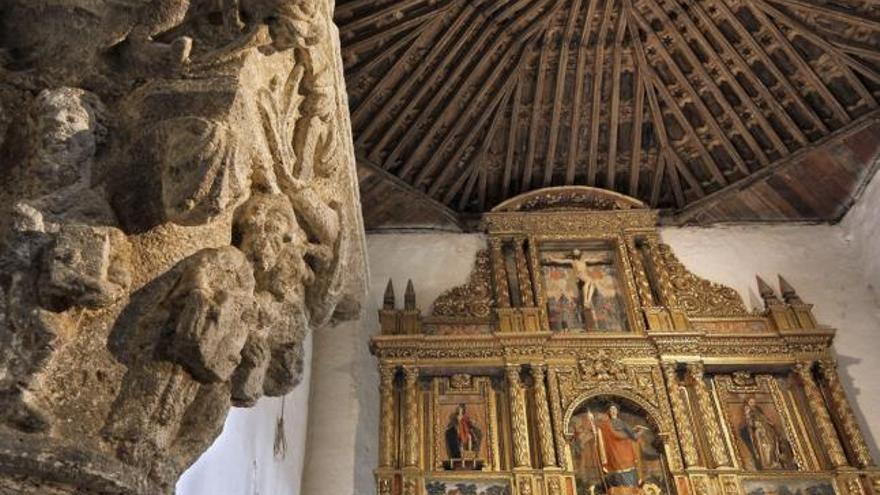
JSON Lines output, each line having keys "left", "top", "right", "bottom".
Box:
{"left": 543, "top": 249, "right": 600, "bottom": 329}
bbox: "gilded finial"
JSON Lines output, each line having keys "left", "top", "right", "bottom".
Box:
{"left": 778, "top": 275, "right": 803, "bottom": 304}
{"left": 404, "top": 279, "right": 416, "bottom": 311}
{"left": 383, "top": 279, "right": 395, "bottom": 310}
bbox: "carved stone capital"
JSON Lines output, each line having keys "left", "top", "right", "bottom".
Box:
{"left": 0, "top": 0, "right": 366, "bottom": 491}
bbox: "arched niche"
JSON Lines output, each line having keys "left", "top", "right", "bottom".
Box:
{"left": 563, "top": 391, "right": 675, "bottom": 495}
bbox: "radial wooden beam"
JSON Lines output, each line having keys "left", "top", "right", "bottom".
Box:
{"left": 587, "top": 0, "right": 615, "bottom": 186}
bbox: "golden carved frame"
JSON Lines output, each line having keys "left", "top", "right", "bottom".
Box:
{"left": 371, "top": 187, "right": 878, "bottom": 495}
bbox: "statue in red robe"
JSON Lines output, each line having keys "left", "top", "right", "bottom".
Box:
{"left": 590, "top": 404, "right": 649, "bottom": 493}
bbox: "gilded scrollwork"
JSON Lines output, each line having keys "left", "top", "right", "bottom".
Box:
{"left": 656, "top": 243, "right": 749, "bottom": 317}
{"left": 431, "top": 249, "right": 493, "bottom": 318}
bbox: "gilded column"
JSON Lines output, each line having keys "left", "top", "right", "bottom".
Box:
{"left": 794, "top": 361, "right": 848, "bottom": 468}
{"left": 531, "top": 364, "right": 557, "bottom": 467}
{"left": 626, "top": 237, "right": 655, "bottom": 307}
{"left": 490, "top": 238, "right": 511, "bottom": 308}
{"left": 686, "top": 362, "right": 731, "bottom": 467}
{"left": 379, "top": 364, "right": 397, "bottom": 468}
{"left": 402, "top": 366, "right": 421, "bottom": 468}
{"left": 818, "top": 360, "right": 874, "bottom": 467}
{"left": 514, "top": 238, "right": 535, "bottom": 307}
{"left": 547, "top": 366, "right": 571, "bottom": 469}
{"left": 662, "top": 363, "right": 700, "bottom": 468}
{"left": 644, "top": 239, "right": 677, "bottom": 307}
{"left": 506, "top": 365, "right": 531, "bottom": 468}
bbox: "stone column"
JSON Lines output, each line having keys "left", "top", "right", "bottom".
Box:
{"left": 0, "top": 0, "right": 366, "bottom": 492}
{"left": 547, "top": 366, "right": 571, "bottom": 469}
{"left": 379, "top": 364, "right": 398, "bottom": 468}
{"left": 794, "top": 362, "right": 848, "bottom": 468}
{"left": 686, "top": 362, "right": 731, "bottom": 467}
{"left": 662, "top": 363, "right": 701, "bottom": 468}
{"left": 506, "top": 365, "right": 532, "bottom": 468}
{"left": 531, "top": 365, "right": 557, "bottom": 467}
{"left": 403, "top": 366, "right": 421, "bottom": 468}
{"left": 818, "top": 360, "right": 874, "bottom": 467}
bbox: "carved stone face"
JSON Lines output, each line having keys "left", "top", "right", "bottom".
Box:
{"left": 234, "top": 193, "right": 305, "bottom": 277}
{"left": 32, "top": 88, "right": 105, "bottom": 189}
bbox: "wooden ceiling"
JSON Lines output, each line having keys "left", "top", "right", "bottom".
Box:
{"left": 337, "top": 0, "right": 880, "bottom": 230}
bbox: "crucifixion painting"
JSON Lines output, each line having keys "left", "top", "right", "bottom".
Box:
{"left": 541, "top": 247, "right": 628, "bottom": 332}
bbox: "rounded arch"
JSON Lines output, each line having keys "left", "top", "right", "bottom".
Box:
{"left": 490, "top": 186, "right": 648, "bottom": 213}
{"left": 562, "top": 389, "right": 667, "bottom": 438}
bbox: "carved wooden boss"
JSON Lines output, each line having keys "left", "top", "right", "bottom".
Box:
{"left": 371, "top": 187, "right": 877, "bottom": 495}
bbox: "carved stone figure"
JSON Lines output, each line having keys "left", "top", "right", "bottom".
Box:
{"left": 0, "top": 0, "right": 365, "bottom": 492}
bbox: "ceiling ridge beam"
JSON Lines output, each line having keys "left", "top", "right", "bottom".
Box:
{"left": 630, "top": 6, "right": 756, "bottom": 177}
{"left": 522, "top": 30, "right": 550, "bottom": 192}
{"left": 544, "top": 0, "right": 585, "bottom": 187}
{"left": 343, "top": 0, "right": 445, "bottom": 32}
{"left": 629, "top": 9, "right": 721, "bottom": 193}
{"left": 629, "top": 60, "right": 646, "bottom": 197}
{"left": 710, "top": 0, "right": 829, "bottom": 135}
{"left": 765, "top": 0, "right": 880, "bottom": 32}
{"left": 427, "top": 45, "right": 527, "bottom": 197}
{"left": 639, "top": 0, "right": 773, "bottom": 168}
{"left": 388, "top": 0, "right": 547, "bottom": 177}
{"left": 565, "top": 0, "right": 601, "bottom": 183}
{"left": 606, "top": 12, "right": 628, "bottom": 188}
{"left": 756, "top": 0, "right": 880, "bottom": 92}
{"left": 686, "top": 0, "right": 808, "bottom": 147}
{"left": 409, "top": 0, "right": 560, "bottom": 183}
{"left": 360, "top": 2, "right": 479, "bottom": 150}
{"left": 745, "top": 0, "right": 852, "bottom": 125}
{"left": 586, "top": 0, "right": 616, "bottom": 186}
{"left": 630, "top": 16, "right": 706, "bottom": 200}
{"left": 654, "top": 0, "right": 792, "bottom": 157}
{"left": 503, "top": 80, "right": 522, "bottom": 198}
{"left": 672, "top": 109, "right": 880, "bottom": 223}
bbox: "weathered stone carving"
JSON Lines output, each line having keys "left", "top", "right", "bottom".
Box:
{"left": 0, "top": 0, "right": 365, "bottom": 492}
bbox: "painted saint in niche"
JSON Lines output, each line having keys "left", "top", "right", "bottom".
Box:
{"left": 542, "top": 248, "right": 627, "bottom": 332}
{"left": 570, "top": 399, "right": 668, "bottom": 495}
{"left": 739, "top": 397, "right": 795, "bottom": 470}
{"left": 445, "top": 403, "right": 482, "bottom": 459}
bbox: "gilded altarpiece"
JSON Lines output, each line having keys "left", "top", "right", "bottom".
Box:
{"left": 370, "top": 187, "right": 878, "bottom": 495}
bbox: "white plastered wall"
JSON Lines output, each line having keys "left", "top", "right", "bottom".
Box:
{"left": 175, "top": 332, "right": 313, "bottom": 495}
{"left": 302, "top": 184, "right": 880, "bottom": 494}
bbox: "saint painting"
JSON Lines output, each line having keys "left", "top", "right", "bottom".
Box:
{"left": 542, "top": 247, "right": 628, "bottom": 332}
{"left": 445, "top": 403, "right": 482, "bottom": 459}
{"left": 570, "top": 400, "right": 668, "bottom": 495}
{"left": 738, "top": 397, "right": 795, "bottom": 470}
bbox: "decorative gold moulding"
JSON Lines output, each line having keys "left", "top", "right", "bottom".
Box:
{"left": 370, "top": 187, "right": 876, "bottom": 495}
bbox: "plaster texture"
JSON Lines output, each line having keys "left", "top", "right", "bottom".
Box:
{"left": 303, "top": 212, "right": 880, "bottom": 494}
{"left": 841, "top": 169, "right": 880, "bottom": 306}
